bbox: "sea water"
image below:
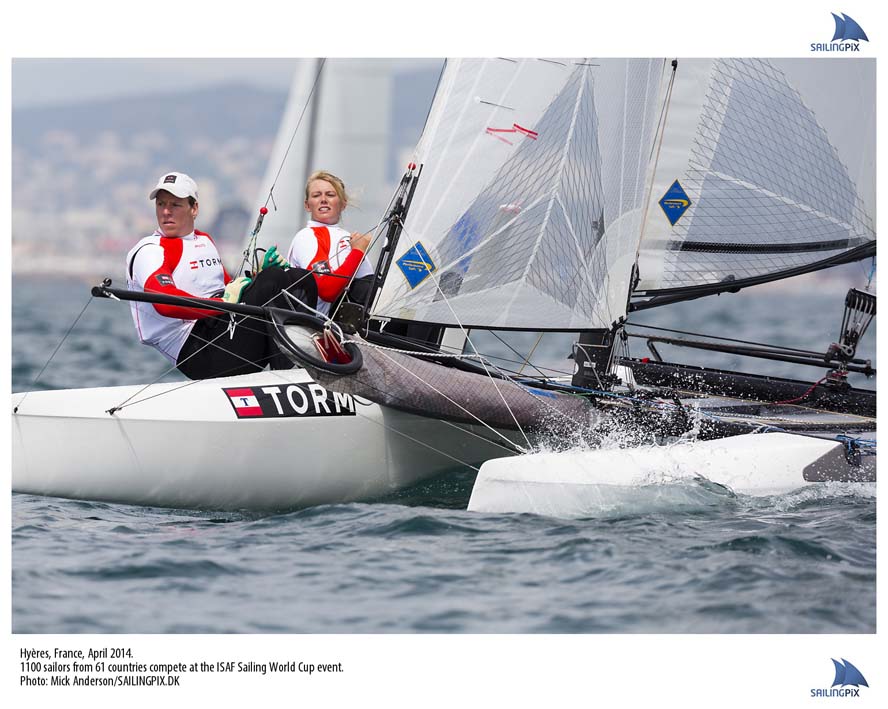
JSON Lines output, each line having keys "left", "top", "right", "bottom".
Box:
{"left": 10, "top": 275, "right": 877, "bottom": 633}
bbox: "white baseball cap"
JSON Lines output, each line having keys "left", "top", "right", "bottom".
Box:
{"left": 149, "top": 172, "right": 199, "bottom": 201}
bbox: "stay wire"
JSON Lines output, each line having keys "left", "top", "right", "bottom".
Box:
{"left": 626, "top": 322, "right": 830, "bottom": 356}
{"left": 240, "top": 58, "right": 328, "bottom": 276}
{"left": 13, "top": 295, "right": 95, "bottom": 413}
{"left": 355, "top": 224, "right": 594, "bottom": 440}
{"left": 107, "top": 274, "right": 320, "bottom": 413}
{"left": 393, "top": 224, "right": 535, "bottom": 449}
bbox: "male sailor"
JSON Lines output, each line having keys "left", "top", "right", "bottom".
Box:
{"left": 126, "top": 171, "right": 318, "bottom": 379}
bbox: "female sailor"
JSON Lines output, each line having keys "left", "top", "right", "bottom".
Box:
{"left": 127, "top": 171, "right": 318, "bottom": 379}
{"left": 286, "top": 170, "right": 373, "bottom": 317}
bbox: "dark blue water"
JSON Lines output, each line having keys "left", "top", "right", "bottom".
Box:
{"left": 11, "top": 275, "right": 877, "bottom": 633}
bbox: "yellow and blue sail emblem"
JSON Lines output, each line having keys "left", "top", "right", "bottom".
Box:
{"left": 397, "top": 241, "right": 437, "bottom": 289}
{"left": 659, "top": 179, "right": 691, "bottom": 226}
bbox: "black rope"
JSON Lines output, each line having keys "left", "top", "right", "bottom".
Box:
{"left": 626, "top": 322, "right": 826, "bottom": 356}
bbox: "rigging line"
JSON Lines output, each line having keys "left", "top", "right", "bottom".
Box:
{"left": 108, "top": 274, "right": 322, "bottom": 413}
{"left": 239, "top": 59, "right": 327, "bottom": 275}
{"left": 416, "top": 60, "right": 523, "bottom": 234}
{"left": 381, "top": 217, "right": 592, "bottom": 432}
{"left": 12, "top": 295, "right": 95, "bottom": 414}
{"left": 368, "top": 345, "right": 531, "bottom": 453}
{"left": 344, "top": 377, "right": 523, "bottom": 457}
{"left": 338, "top": 405, "right": 491, "bottom": 472}
{"left": 396, "top": 225, "right": 534, "bottom": 448}
{"left": 268, "top": 59, "right": 327, "bottom": 201}
{"left": 489, "top": 330, "right": 547, "bottom": 379}
{"left": 488, "top": 349, "right": 572, "bottom": 381}
{"left": 353, "top": 336, "right": 593, "bottom": 433}
{"left": 328, "top": 214, "right": 392, "bottom": 323}
{"left": 460, "top": 350, "right": 572, "bottom": 380}
{"left": 355, "top": 412, "right": 490, "bottom": 470}
{"left": 106, "top": 325, "right": 284, "bottom": 414}
{"left": 625, "top": 323, "right": 831, "bottom": 356}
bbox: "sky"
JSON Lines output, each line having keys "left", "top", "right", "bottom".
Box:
{"left": 11, "top": 58, "right": 303, "bottom": 108}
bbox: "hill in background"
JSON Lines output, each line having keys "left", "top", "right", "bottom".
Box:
{"left": 12, "top": 84, "right": 286, "bottom": 274}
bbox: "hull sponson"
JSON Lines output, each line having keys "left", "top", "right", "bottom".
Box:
{"left": 306, "top": 337, "right": 598, "bottom": 432}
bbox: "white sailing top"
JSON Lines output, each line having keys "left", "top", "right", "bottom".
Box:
{"left": 287, "top": 220, "right": 372, "bottom": 316}
{"left": 126, "top": 229, "right": 230, "bottom": 363}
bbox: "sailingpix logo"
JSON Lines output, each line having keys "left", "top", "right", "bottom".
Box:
{"left": 810, "top": 658, "right": 869, "bottom": 698}
{"left": 812, "top": 12, "right": 869, "bottom": 52}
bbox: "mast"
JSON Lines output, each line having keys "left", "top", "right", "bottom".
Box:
{"left": 335, "top": 163, "right": 422, "bottom": 335}
{"left": 301, "top": 58, "right": 324, "bottom": 192}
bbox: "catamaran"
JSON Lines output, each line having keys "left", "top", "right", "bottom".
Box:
{"left": 12, "top": 58, "right": 876, "bottom": 514}
{"left": 269, "top": 57, "right": 876, "bottom": 514}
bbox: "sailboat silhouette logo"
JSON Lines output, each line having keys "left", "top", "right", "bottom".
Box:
{"left": 831, "top": 658, "right": 868, "bottom": 688}
{"left": 831, "top": 13, "right": 869, "bottom": 42}
{"left": 811, "top": 12, "right": 868, "bottom": 51}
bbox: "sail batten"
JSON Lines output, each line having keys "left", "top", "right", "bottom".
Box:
{"left": 373, "top": 58, "right": 666, "bottom": 331}
{"left": 636, "top": 58, "right": 875, "bottom": 297}
{"left": 671, "top": 239, "right": 852, "bottom": 254}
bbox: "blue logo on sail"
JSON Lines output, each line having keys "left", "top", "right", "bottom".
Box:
{"left": 831, "top": 658, "right": 868, "bottom": 688}
{"left": 659, "top": 180, "right": 691, "bottom": 226}
{"left": 396, "top": 241, "right": 437, "bottom": 289}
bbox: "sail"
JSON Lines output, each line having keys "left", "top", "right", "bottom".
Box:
{"left": 635, "top": 58, "right": 876, "bottom": 299}
{"left": 250, "top": 59, "right": 404, "bottom": 256}
{"left": 372, "top": 58, "right": 668, "bottom": 331}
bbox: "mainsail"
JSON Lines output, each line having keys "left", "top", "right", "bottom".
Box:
{"left": 634, "top": 58, "right": 876, "bottom": 304}
{"left": 372, "top": 58, "right": 668, "bottom": 331}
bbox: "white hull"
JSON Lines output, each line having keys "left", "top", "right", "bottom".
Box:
{"left": 12, "top": 370, "right": 516, "bottom": 510}
{"left": 468, "top": 433, "right": 876, "bottom": 518}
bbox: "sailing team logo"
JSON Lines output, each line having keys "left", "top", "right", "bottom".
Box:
{"left": 812, "top": 12, "right": 869, "bottom": 51}
{"left": 396, "top": 241, "right": 437, "bottom": 289}
{"left": 659, "top": 180, "right": 691, "bottom": 226}
{"left": 223, "top": 385, "right": 356, "bottom": 419}
{"left": 810, "top": 658, "right": 869, "bottom": 698}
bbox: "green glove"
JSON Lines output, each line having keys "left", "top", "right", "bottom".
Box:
{"left": 260, "top": 245, "right": 289, "bottom": 271}
{"left": 222, "top": 276, "right": 252, "bottom": 303}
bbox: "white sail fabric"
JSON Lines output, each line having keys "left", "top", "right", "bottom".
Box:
{"left": 250, "top": 59, "right": 401, "bottom": 256}
{"left": 636, "top": 58, "right": 876, "bottom": 294}
{"left": 373, "top": 58, "right": 668, "bottom": 330}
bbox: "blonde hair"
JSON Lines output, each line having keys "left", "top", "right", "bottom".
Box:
{"left": 304, "top": 171, "right": 348, "bottom": 206}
